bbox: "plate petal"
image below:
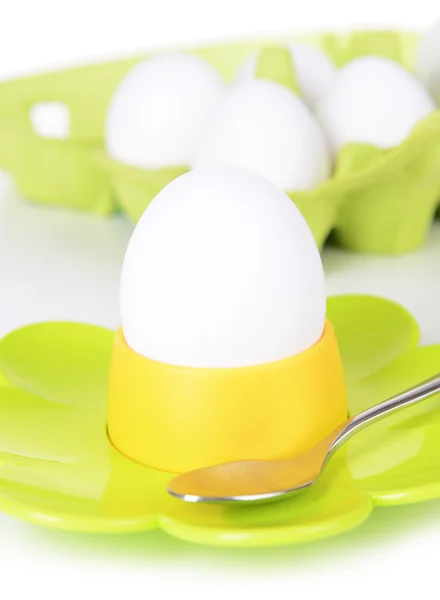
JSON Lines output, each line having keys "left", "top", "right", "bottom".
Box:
{"left": 327, "top": 295, "right": 420, "bottom": 385}
{"left": 348, "top": 345, "right": 440, "bottom": 415}
{"left": 161, "top": 477, "right": 372, "bottom": 547}
{"left": 342, "top": 345, "right": 440, "bottom": 505}
{"left": 0, "top": 442, "right": 176, "bottom": 533}
{"left": 0, "top": 322, "right": 114, "bottom": 408}
{"left": 0, "top": 386, "right": 105, "bottom": 463}
{"left": 344, "top": 425, "right": 440, "bottom": 505}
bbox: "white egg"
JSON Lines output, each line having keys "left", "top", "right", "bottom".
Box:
{"left": 121, "top": 167, "right": 326, "bottom": 369}
{"left": 416, "top": 18, "right": 440, "bottom": 104}
{"left": 105, "top": 53, "right": 224, "bottom": 169}
{"left": 29, "top": 102, "right": 70, "bottom": 139}
{"left": 236, "top": 43, "right": 337, "bottom": 107}
{"left": 317, "top": 56, "right": 436, "bottom": 154}
{"left": 191, "top": 79, "right": 331, "bottom": 191}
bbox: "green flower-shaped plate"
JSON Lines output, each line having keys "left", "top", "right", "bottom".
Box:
{"left": 1, "top": 294, "right": 440, "bottom": 547}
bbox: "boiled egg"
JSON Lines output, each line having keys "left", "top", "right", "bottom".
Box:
{"left": 105, "top": 53, "right": 224, "bottom": 169}
{"left": 191, "top": 79, "right": 331, "bottom": 191}
{"left": 317, "top": 56, "right": 435, "bottom": 154}
{"left": 120, "top": 167, "right": 326, "bottom": 369}
{"left": 29, "top": 102, "right": 70, "bottom": 139}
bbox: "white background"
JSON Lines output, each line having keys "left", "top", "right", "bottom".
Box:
{"left": 1, "top": 1, "right": 440, "bottom": 598}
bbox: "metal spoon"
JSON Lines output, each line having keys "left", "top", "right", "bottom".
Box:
{"left": 168, "top": 373, "right": 440, "bottom": 504}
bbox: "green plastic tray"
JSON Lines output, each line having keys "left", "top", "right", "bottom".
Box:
{"left": 0, "top": 30, "right": 439, "bottom": 253}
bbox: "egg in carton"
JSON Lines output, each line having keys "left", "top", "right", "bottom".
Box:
{"left": 0, "top": 28, "right": 440, "bottom": 253}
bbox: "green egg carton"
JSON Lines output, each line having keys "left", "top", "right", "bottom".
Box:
{"left": 0, "top": 30, "right": 439, "bottom": 252}
{"left": 0, "top": 58, "right": 141, "bottom": 214}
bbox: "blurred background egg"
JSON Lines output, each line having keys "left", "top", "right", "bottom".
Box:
{"left": 236, "top": 43, "right": 337, "bottom": 107}
{"left": 29, "top": 102, "right": 71, "bottom": 139}
{"left": 416, "top": 18, "right": 440, "bottom": 104}
{"left": 317, "top": 56, "right": 435, "bottom": 155}
{"left": 191, "top": 79, "right": 331, "bottom": 191}
{"left": 121, "top": 167, "right": 326, "bottom": 369}
{"left": 105, "top": 53, "right": 224, "bottom": 169}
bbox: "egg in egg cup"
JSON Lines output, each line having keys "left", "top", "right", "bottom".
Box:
{"left": 107, "top": 167, "right": 347, "bottom": 473}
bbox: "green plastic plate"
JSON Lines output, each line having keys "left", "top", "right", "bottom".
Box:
{"left": 1, "top": 294, "right": 440, "bottom": 547}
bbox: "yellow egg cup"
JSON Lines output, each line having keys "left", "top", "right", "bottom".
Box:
{"left": 107, "top": 320, "right": 347, "bottom": 474}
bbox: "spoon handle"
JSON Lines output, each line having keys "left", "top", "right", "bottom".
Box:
{"left": 328, "top": 373, "right": 440, "bottom": 457}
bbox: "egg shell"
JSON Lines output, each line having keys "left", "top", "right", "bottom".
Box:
{"left": 105, "top": 53, "right": 225, "bottom": 169}
{"left": 317, "top": 56, "right": 436, "bottom": 154}
{"left": 29, "top": 102, "right": 71, "bottom": 139}
{"left": 192, "top": 79, "right": 331, "bottom": 191}
{"left": 236, "top": 43, "right": 337, "bottom": 107}
{"left": 416, "top": 18, "right": 440, "bottom": 104}
{"left": 121, "top": 167, "right": 326, "bottom": 369}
